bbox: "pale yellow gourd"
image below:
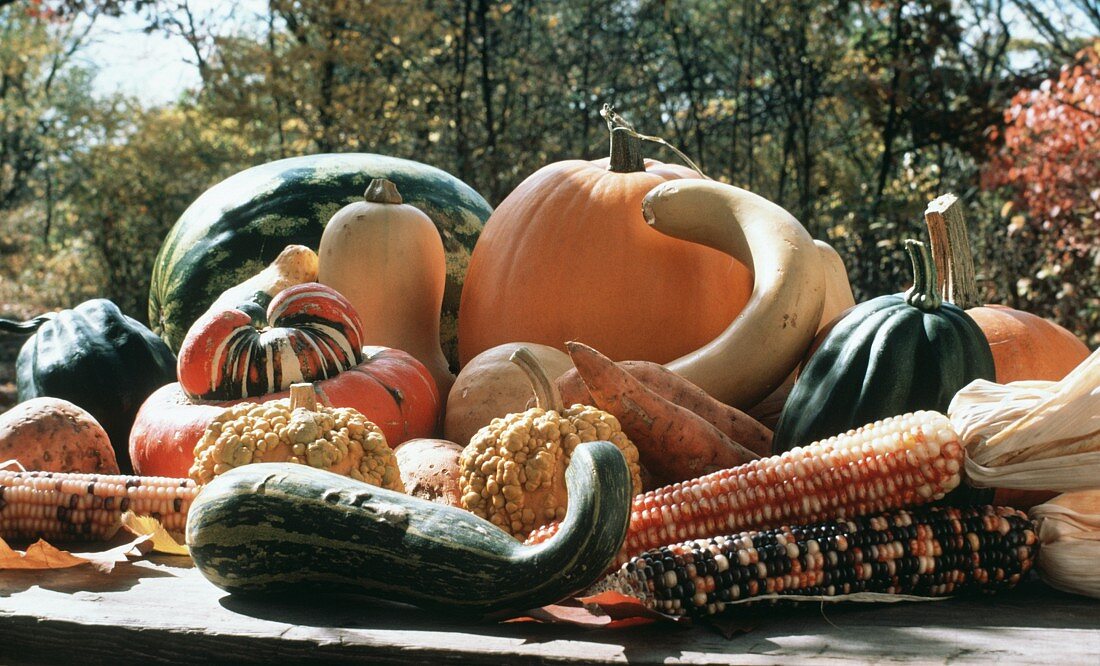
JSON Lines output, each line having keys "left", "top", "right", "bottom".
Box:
{"left": 319, "top": 178, "right": 454, "bottom": 399}
{"left": 642, "top": 180, "right": 827, "bottom": 409}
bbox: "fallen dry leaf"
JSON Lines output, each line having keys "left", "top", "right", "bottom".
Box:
{"left": 122, "top": 512, "right": 190, "bottom": 556}
{"left": 0, "top": 533, "right": 154, "bottom": 573}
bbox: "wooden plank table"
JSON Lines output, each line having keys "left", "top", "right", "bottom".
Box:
{"left": 2, "top": 554, "right": 1098, "bottom": 664}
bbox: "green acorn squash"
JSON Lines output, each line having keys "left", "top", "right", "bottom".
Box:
{"left": 0, "top": 300, "right": 177, "bottom": 472}
{"left": 148, "top": 153, "right": 491, "bottom": 361}
{"left": 772, "top": 239, "right": 995, "bottom": 453}
{"left": 186, "top": 440, "right": 632, "bottom": 615}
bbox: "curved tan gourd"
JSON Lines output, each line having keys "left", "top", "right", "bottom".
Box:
{"left": 748, "top": 239, "right": 855, "bottom": 426}
{"left": 642, "top": 180, "right": 826, "bottom": 408}
{"left": 319, "top": 179, "right": 455, "bottom": 400}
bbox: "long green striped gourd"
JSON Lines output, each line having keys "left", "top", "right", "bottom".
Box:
{"left": 149, "top": 154, "right": 491, "bottom": 358}
{"left": 186, "top": 441, "right": 632, "bottom": 615}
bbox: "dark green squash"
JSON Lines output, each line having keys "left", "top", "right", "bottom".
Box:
{"left": 0, "top": 300, "right": 177, "bottom": 472}
{"left": 186, "top": 440, "right": 632, "bottom": 615}
{"left": 148, "top": 153, "right": 491, "bottom": 361}
{"left": 772, "top": 240, "right": 995, "bottom": 454}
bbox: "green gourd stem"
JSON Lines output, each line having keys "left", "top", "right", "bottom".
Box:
{"left": 363, "top": 178, "right": 403, "bottom": 204}
{"left": 924, "top": 193, "right": 983, "bottom": 310}
{"left": 510, "top": 346, "right": 564, "bottom": 412}
{"left": 0, "top": 313, "right": 55, "bottom": 335}
{"left": 904, "top": 239, "right": 943, "bottom": 311}
{"left": 600, "top": 103, "right": 709, "bottom": 178}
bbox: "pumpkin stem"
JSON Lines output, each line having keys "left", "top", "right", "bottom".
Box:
{"left": 904, "top": 239, "right": 943, "bottom": 311}
{"left": 0, "top": 313, "right": 55, "bottom": 335}
{"left": 600, "top": 103, "right": 710, "bottom": 178}
{"left": 290, "top": 383, "right": 318, "bottom": 412}
{"left": 924, "top": 193, "right": 982, "bottom": 310}
{"left": 603, "top": 104, "right": 646, "bottom": 173}
{"left": 510, "top": 346, "right": 565, "bottom": 413}
{"left": 363, "top": 178, "right": 403, "bottom": 205}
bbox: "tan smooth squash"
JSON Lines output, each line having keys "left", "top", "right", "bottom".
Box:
{"left": 319, "top": 178, "right": 454, "bottom": 399}
{"left": 747, "top": 239, "right": 855, "bottom": 427}
{"left": 643, "top": 180, "right": 826, "bottom": 408}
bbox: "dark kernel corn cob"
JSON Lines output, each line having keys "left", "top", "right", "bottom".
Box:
{"left": 0, "top": 470, "right": 199, "bottom": 542}
{"left": 528, "top": 412, "right": 964, "bottom": 568}
{"left": 589, "top": 505, "right": 1038, "bottom": 618}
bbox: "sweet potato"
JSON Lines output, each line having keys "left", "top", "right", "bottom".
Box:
{"left": 565, "top": 342, "right": 758, "bottom": 487}
{"left": 0, "top": 398, "right": 119, "bottom": 473}
{"left": 558, "top": 358, "right": 772, "bottom": 457}
{"left": 393, "top": 438, "right": 464, "bottom": 507}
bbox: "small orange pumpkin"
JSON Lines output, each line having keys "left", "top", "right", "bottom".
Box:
{"left": 457, "top": 105, "right": 753, "bottom": 366}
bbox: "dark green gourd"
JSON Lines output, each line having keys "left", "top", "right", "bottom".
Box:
{"left": 772, "top": 239, "right": 995, "bottom": 454}
{"left": 186, "top": 440, "right": 632, "bottom": 615}
{"left": 0, "top": 300, "right": 177, "bottom": 472}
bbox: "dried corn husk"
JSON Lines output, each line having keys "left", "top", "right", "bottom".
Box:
{"left": 1031, "top": 492, "right": 1100, "bottom": 599}
{"left": 949, "top": 348, "right": 1100, "bottom": 491}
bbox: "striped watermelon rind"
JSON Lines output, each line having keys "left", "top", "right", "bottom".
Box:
{"left": 149, "top": 153, "right": 491, "bottom": 360}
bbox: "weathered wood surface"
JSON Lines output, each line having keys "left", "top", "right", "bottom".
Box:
{"left": 1, "top": 555, "right": 1098, "bottom": 665}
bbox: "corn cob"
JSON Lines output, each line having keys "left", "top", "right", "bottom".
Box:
{"left": 526, "top": 411, "right": 965, "bottom": 567}
{"left": 589, "top": 505, "right": 1038, "bottom": 618}
{"left": 0, "top": 470, "right": 199, "bottom": 542}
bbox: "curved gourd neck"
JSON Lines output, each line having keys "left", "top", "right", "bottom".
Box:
{"left": 510, "top": 346, "right": 565, "bottom": 412}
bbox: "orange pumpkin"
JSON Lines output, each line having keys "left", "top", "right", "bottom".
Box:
{"left": 967, "top": 305, "right": 1090, "bottom": 383}
{"left": 129, "top": 347, "right": 440, "bottom": 477}
{"left": 457, "top": 106, "right": 753, "bottom": 366}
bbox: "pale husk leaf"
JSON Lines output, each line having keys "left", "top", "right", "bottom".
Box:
{"left": 1031, "top": 492, "right": 1100, "bottom": 599}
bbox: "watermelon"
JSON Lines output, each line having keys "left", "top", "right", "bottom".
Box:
{"left": 149, "top": 153, "right": 491, "bottom": 362}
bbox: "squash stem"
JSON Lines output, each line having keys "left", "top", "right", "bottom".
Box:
{"left": 904, "top": 239, "right": 943, "bottom": 311}
{"left": 509, "top": 346, "right": 565, "bottom": 413}
{"left": 363, "top": 178, "right": 404, "bottom": 205}
{"left": 289, "top": 383, "right": 318, "bottom": 411}
{"left": 924, "top": 193, "right": 982, "bottom": 309}
{"left": 603, "top": 104, "right": 646, "bottom": 173}
{"left": 601, "top": 103, "right": 709, "bottom": 178}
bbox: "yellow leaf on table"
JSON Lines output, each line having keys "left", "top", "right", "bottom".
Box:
{"left": 122, "top": 511, "right": 190, "bottom": 556}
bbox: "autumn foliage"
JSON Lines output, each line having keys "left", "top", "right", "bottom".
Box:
{"left": 985, "top": 45, "right": 1100, "bottom": 255}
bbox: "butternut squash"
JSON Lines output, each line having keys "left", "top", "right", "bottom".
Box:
{"left": 319, "top": 179, "right": 454, "bottom": 400}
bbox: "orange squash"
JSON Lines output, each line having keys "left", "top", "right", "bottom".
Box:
{"left": 925, "top": 194, "right": 1089, "bottom": 384}
{"left": 129, "top": 347, "right": 440, "bottom": 477}
{"left": 457, "top": 106, "right": 752, "bottom": 366}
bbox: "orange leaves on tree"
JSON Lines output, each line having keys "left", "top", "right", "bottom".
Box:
{"left": 985, "top": 46, "right": 1100, "bottom": 255}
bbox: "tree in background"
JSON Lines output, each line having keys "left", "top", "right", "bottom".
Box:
{"left": 0, "top": 0, "right": 1095, "bottom": 347}
{"left": 984, "top": 44, "right": 1100, "bottom": 344}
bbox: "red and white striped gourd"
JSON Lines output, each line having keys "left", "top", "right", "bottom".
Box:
{"left": 177, "top": 283, "right": 364, "bottom": 400}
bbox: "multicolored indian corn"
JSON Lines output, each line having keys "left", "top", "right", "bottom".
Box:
{"left": 590, "top": 505, "right": 1038, "bottom": 618}
{"left": 0, "top": 470, "right": 199, "bottom": 542}
{"left": 526, "top": 411, "right": 965, "bottom": 567}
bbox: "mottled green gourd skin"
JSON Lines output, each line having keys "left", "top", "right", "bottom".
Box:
{"left": 149, "top": 153, "right": 491, "bottom": 359}
{"left": 772, "top": 241, "right": 996, "bottom": 454}
{"left": 186, "top": 441, "right": 631, "bottom": 615}
{"left": 6, "top": 300, "right": 176, "bottom": 472}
